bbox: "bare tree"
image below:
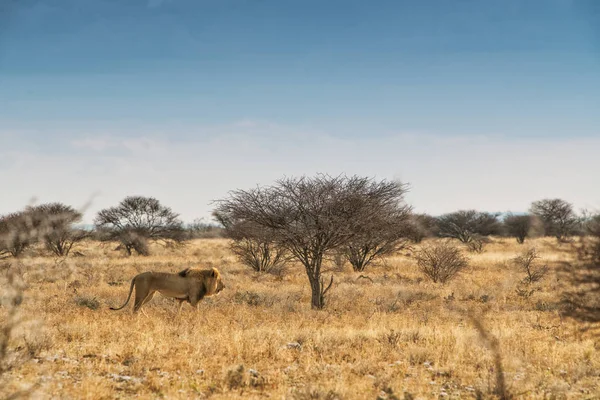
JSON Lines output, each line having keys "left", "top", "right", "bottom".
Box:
{"left": 214, "top": 175, "right": 410, "bottom": 309}
{"left": 512, "top": 248, "right": 548, "bottom": 284}
{"left": 214, "top": 217, "right": 289, "bottom": 273}
{"left": 407, "top": 213, "right": 438, "bottom": 243}
{"left": 415, "top": 241, "right": 469, "bottom": 283}
{"left": 530, "top": 198, "right": 578, "bottom": 241}
{"left": 582, "top": 212, "right": 600, "bottom": 237}
{"left": 503, "top": 214, "right": 534, "bottom": 244}
{"left": 94, "top": 196, "right": 185, "bottom": 256}
{"left": 186, "top": 218, "right": 224, "bottom": 239}
{"left": 464, "top": 234, "right": 489, "bottom": 253}
{"left": 436, "top": 210, "right": 501, "bottom": 244}
{"left": 340, "top": 185, "right": 412, "bottom": 272}
{"left": 26, "top": 203, "right": 88, "bottom": 256}
{"left": 0, "top": 212, "right": 38, "bottom": 258}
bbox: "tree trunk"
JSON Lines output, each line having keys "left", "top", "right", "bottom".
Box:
{"left": 305, "top": 256, "right": 326, "bottom": 310}
{"left": 310, "top": 277, "right": 324, "bottom": 310}
{"left": 301, "top": 255, "right": 333, "bottom": 310}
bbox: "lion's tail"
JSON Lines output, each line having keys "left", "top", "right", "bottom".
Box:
{"left": 110, "top": 277, "right": 136, "bottom": 311}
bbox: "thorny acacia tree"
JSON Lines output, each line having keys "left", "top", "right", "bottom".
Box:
{"left": 0, "top": 204, "right": 87, "bottom": 258}
{"left": 27, "top": 203, "right": 87, "bottom": 256}
{"left": 214, "top": 175, "right": 410, "bottom": 309}
{"left": 215, "top": 217, "right": 289, "bottom": 273}
{"left": 408, "top": 213, "right": 439, "bottom": 243}
{"left": 503, "top": 213, "right": 535, "bottom": 244}
{"left": 340, "top": 183, "right": 412, "bottom": 272}
{"left": 186, "top": 218, "right": 224, "bottom": 239}
{"left": 512, "top": 248, "right": 548, "bottom": 284}
{"left": 0, "top": 212, "right": 35, "bottom": 258}
{"left": 436, "top": 210, "right": 501, "bottom": 244}
{"left": 530, "top": 198, "right": 578, "bottom": 241}
{"left": 94, "top": 196, "right": 185, "bottom": 256}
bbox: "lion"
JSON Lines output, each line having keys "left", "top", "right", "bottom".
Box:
{"left": 110, "top": 267, "right": 224, "bottom": 315}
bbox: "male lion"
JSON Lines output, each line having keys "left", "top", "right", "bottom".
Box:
{"left": 110, "top": 267, "right": 224, "bottom": 315}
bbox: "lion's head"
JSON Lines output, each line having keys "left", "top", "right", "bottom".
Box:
{"left": 179, "top": 267, "right": 224, "bottom": 296}
{"left": 207, "top": 267, "right": 225, "bottom": 295}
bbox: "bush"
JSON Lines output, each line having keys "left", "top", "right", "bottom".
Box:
{"left": 339, "top": 192, "right": 412, "bottom": 272}
{"left": 230, "top": 238, "right": 289, "bottom": 273}
{"left": 0, "top": 203, "right": 87, "bottom": 258}
{"left": 465, "top": 235, "right": 489, "bottom": 253}
{"left": 512, "top": 248, "right": 548, "bottom": 284}
{"left": 408, "top": 213, "right": 438, "bottom": 243}
{"left": 214, "top": 218, "right": 290, "bottom": 273}
{"left": 0, "top": 212, "right": 36, "bottom": 258}
{"left": 415, "top": 241, "right": 469, "bottom": 283}
{"left": 530, "top": 198, "right": 579, "bottom": 241}
{"left": 74, "top": 295, "right": 100, "bottom": 310}
{"left": 185, "top": 218, "right": 224, "bottom": 239}
{"left": 436, "top": 210, "right": 501, "bottom": 244}
{"left": 94, "top": 196, "right": 185, "bottom": 256}
{"left": 503, "top": 214, "right": 535, "bottom": 244}
{"left": 232, "top": 291, "right": 275, "bottom": 307}
{"left": 27, "top": 203, "right": 87, "bottom": 256}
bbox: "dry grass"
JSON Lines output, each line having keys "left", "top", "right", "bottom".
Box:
{"left": 1, "top": 237, "right": 599, "bottom": 399}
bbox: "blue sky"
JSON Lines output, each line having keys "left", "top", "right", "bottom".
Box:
{"left": 1, "top": 0, "right": 599, "bottom": 222}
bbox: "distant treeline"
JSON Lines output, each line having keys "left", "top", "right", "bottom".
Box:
{"left": 1, "top": 174, "right": 599, "bottom": 312}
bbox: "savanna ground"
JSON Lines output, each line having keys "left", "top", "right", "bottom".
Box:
{"left": 1, "top": 238, "right": 599, "bottom": 399}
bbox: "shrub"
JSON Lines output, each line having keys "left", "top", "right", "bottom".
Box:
{"left": 185, "top": 218, "right": 224, "bottom": 239}
{"left": 231, "top": 238, "right": 288, "bottom": 273}
{"left": 94, "top": 196, "right": 185, "bottom": 256}
{"left": 512, "top": 248, "right": 548, "bottom": 284}
{"left": 339, "top": 191, "right": 412, "bottom": 272}
{"left": 0, "top": 212, "right": 36, "bottom": 258}
{"left": 415, "top": 241, "right": 469, "bottom": 283}
{"left": 232, "top": 291, "right": 275, "bottom": 307}
{"left": 214, "top": 218, "right": 290, "bottom": 273}
{"left": 465, "top": 234, "right": 489, "bottom": 253}
{"left": 408, "top": 213, "right": 438, "bottom": 243}
{"left": 503, "top": 214, "right": 534, "bottom": 244}
{"left": 530, "top": 198, "right": 579, "bottom": 241}
{"left": 436, "top": 210, "right": 501, "bottom": 244}
{"left": 0, "top": 204, "right": 87, "bottom": 258}
{"left": 27, "top": 203, "right": 87, "bottom": 256}
{"left": 74, "top": 295, "right": 100, "bottom": 310}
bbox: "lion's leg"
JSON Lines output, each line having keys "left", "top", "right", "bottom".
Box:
{"left": 141, "top": 291, "right": 155, "bottom": 306}
{"left": 133, "top": 283, "right": 146, "bottom": 313}
{"left": 189, "top": 296, "right": 209, "bottom": 323}
{"left": 189, "top": 294, "right": 200, "bottom": 309}
{"left": 134, "top": 290, "right": 155, "bottom": 314}
{"left": 176, "top": 299, "right": 185, "bottom": 316}
{"left": 137, "top": 294, "right": 153, "bottom": 318}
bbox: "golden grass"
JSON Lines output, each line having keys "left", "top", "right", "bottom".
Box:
{"left": 1, "top": 238, "right": 599, "bottom": 399}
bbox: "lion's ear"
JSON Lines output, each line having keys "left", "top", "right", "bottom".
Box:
{"left": 178, "top": 268, "right": 190, "bottom": 277}
{"left": 211, "top": 268, "right": 218, "bottom": 277}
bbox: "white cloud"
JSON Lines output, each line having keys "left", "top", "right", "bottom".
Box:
{"left": 1, "top": 122, "right": 599, "bottom": 223}
{"left": 71, "top": 137, "right": 118, "bottom": 151}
